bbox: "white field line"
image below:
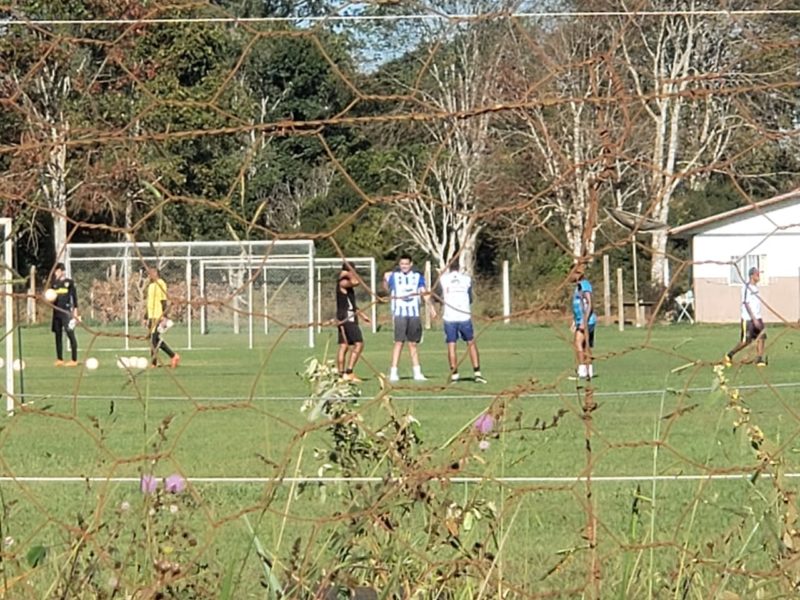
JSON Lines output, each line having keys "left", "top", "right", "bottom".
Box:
{"left": 92, "top": 347, "right": 220, "bottom": 352}
{"left": 16, "top": 381, "right": 800, "bottom": 403}
{"left": 0, "top": 473, "right": 796, "bottom": 485}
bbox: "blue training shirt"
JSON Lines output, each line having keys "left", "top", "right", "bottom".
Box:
{"left": 388, "top": 270, "right": 426, "bottom": 317}
{"left": 572, "top": 279, "right": 597, "bottom": 327}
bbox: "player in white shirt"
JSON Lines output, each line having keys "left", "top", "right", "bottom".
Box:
{"left": 724, "top": 266, "right": 767, "bottom": 367}
{"left": 383, "top": 255, "right": 436, "bottom": 382}
{"left": 438, "top": 261, "right": 486, "bottom": 384}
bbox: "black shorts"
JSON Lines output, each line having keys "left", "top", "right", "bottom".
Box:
{"left": 338, "top": 322, "right": 363, "bottom": 345}
{"left": 393, "top": 316, "right": 422, "bottom": 343}
{"left": 576, "top": 324, "right": 595, "bottom": 349}
{"left": 51, "top": 314, "right": 71, "bottom": 334}
{"left": 741, "top": 319, "right": 766, "bottom": 343}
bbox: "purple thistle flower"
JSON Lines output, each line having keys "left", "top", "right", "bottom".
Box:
{"left": 474, "top": 413, "right": 494, "bottom": 435}
{"left": 140, "top": 474, "right": 158, "bottom": 494}
{"left": 164, "top": 473, "right": 186, "bottom": 494}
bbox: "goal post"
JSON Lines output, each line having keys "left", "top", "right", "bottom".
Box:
{"left": 1, "top": 218, "right": 14, "bottom": 415}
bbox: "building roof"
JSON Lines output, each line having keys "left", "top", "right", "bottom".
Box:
{"left": 669, "top": 189, "right": 800, "bottom": 237}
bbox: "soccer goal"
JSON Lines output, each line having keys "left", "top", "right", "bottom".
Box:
{"left": 65, "top": 240, "right": 318, "bottom": 349}
{"left": 197, "top": 256, "right": 377, "bottom": 349}
{"left": 1, "top": 218, "right": 14, "bottom": 414}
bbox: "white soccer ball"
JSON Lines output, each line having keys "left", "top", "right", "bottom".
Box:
{"left": 44, "top": 288, "right": 57, "bottom": 303}
{"left": 12, "top": 359, "right": 25, "bottom": 372}
{"left": 116, "top": 357, "right": 129, "bottom": 369}
{"left": 157, "top": 318, "right": 174, "bottom": 334}
{"left": 85, "top": 357, "right": 99, "bottom": 370}
{"left": 136, "top": 357, "right": 149, "bottom": 370}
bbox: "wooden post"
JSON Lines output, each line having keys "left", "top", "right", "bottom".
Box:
{"left": 632, "top": 238, "right": 642, "bottom": 328}
{"left": 602, "top": 255, "right": 611, "bottom": 326}
{"left": 424, "top": 260, "right": 432, "bottom": 330}
{"left": 27, "top": 265, "right": 36, "bottom": 324}
{"left": 616, "top": 268, "right": 624, "bottom": 332}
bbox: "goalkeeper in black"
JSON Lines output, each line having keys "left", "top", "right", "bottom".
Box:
{"left": 51, "top": 262, "right": 79, "bottom": 366}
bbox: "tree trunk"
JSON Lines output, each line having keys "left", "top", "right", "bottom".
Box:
{"left": 48, "top": 126, "right": 68, "bottom": 262}
{"left": 458, "top": 228, "right": 479, "bottom": 277}
{"left": 649, "top": 227, "right": 669, "bottom": 287}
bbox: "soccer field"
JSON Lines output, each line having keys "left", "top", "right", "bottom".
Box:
{"left": 3, "top": 321, "right": 800, "bottom": 597}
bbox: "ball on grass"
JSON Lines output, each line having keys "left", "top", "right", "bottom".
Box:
{"left": 12, "top": 359, "right": 25, "bottom": 371}
{"left": 136, "top": 357, "right": 149, "bottom": 370}
{"left": 85, "top": 357, "right": 99, "bottom": 370}
{"left": 44, "top": 288, "right": 57, "bottom": 303}
{"left": 116, "top": 357, "right": 129, "bottom": 369}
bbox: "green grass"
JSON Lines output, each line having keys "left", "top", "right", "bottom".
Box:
{"left": 2, "top": 320, "right": 800, "bottom": 597}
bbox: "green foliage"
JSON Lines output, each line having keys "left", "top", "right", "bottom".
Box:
{"left": 307, "top": 147, "right": 413, "bottom": 260}
{"left": 484, "top": 227, "right": 574, "bottom": 313}
{"left": 295, "top": 356, "right": 502, "bottom": 596}
{"left": 26, "top": 544, "right": 47, "bottom": 568}
{"left": 669, "top": 179, "right": 745, "bottom": 227}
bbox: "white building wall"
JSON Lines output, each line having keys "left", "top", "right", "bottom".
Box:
{"left": 689, "top": 202, "right": 800, "bottom": 322}
{"left": 693, "top": 233, "right": 800, "bottom": 279}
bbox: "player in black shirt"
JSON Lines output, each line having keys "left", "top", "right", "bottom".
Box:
{"left": 50, "top": 262, "right": 79, "bottom": 366}
{"left": 336, "top": 262, "right": 369, "bottom": 382}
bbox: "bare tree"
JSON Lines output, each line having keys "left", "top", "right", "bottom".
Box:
{"left": 12, "top": 59, "right": 84, "bottom": 261}
{"left": 619, "top": 0, "right": 744, "bottom": 285}
{"left": 498, "top": 15, "right": 639, "bottom": 261}
{"left": 389, "top": 25, "right": 501, "bottom": 275}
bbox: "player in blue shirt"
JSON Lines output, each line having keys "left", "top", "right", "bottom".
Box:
{"left": 572, "top": 271, "right": 597, "bottom": 380}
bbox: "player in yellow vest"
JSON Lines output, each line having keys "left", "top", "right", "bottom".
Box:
{"left": 144, "top": 267, "right": 180, "bottom": 368}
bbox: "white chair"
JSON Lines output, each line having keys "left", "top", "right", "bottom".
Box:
{"left": 675, "top": 290, "right": 694, "bottom": 323}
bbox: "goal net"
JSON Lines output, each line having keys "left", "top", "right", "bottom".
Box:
{"left": 65, "top": 240, "right": 317, "bottom": 349}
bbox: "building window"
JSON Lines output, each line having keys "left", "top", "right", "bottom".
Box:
{"left": 729, "top": 254, "right": 768, "bottom": 285}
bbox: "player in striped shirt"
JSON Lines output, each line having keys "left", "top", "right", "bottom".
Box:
{"left": 383, "top": 255, "right": 436, "bottom": 382}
